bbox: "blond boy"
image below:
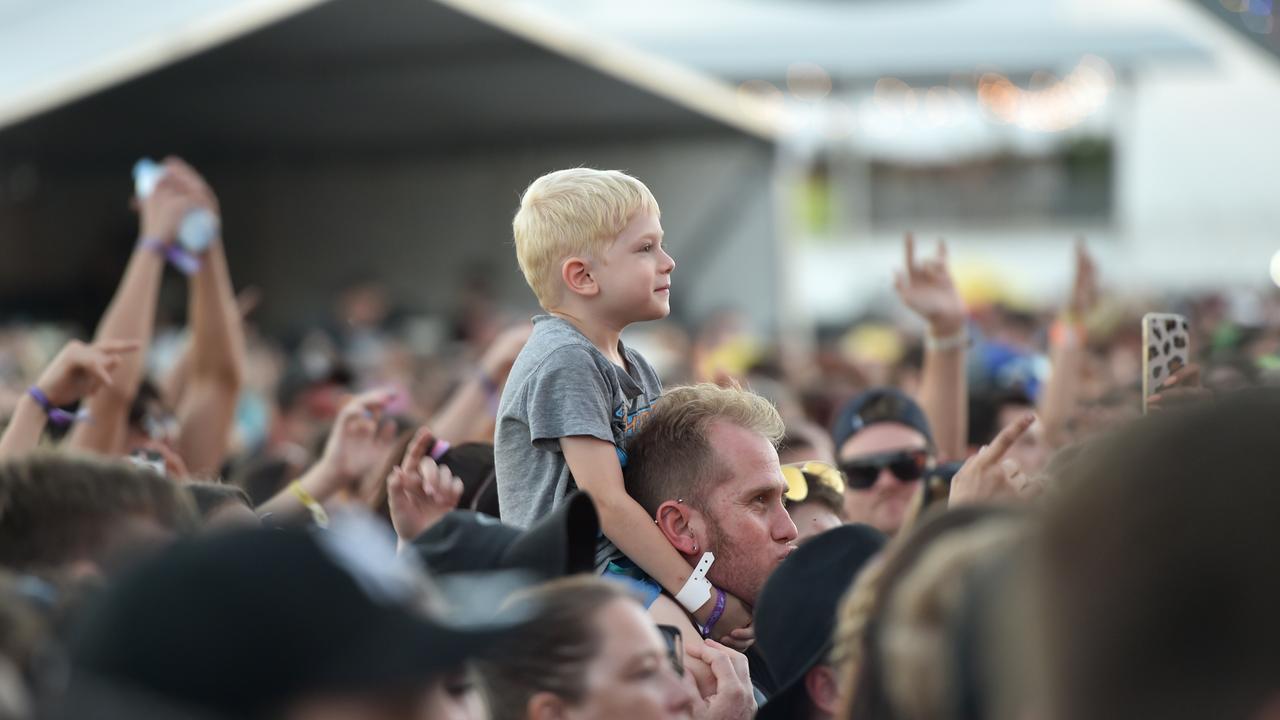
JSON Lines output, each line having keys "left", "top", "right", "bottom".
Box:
{"left": 496, "top": 168, "right": 747, "bottom": 634}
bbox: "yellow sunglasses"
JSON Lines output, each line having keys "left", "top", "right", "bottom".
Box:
{"left": 781, "top": 461, "right": 847, "bottom": 502}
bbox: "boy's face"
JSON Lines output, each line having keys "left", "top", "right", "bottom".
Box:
{"left": 592, "top": 209, "right": 675, "bottom": 323}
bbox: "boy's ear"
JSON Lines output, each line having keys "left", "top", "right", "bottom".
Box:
{"left": 561, "top": 256, "right": 598, "bottom": 298}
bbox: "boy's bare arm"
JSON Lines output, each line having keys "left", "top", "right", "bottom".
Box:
{"left": 561, "top": 436, "right": 752, "bottom": 637}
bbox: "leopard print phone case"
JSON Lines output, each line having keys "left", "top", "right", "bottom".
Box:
{"left": 1142, "top": 312, "right": 1191, "bottom": 414}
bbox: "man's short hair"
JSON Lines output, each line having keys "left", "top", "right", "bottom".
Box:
{"left": 0, "top": 452, "right": 196, "bottom": 571}
{"left": 512, "top": 168, "right": 659, "bottom": 310}
{"left": 623, "top": 383, "right": 785, "bottom": 515}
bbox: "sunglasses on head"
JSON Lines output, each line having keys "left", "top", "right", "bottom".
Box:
{"left": 838, "top": 449, "right": 930, "bottom": 490}
{"left": 781, "top": 461, "right": 847, "bottom": 502}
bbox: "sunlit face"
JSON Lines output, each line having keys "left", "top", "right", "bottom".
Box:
{"left": 590, "top": 210, "right": 675, "bottom": 325}
{"left": 699, "top": 421, "right": 799, "bottom": 604}
{"left": 837, "top": 422, "right": 929, "bottom": 535}
{"left": 564, "top": 599, "right": 694, "bottom": 720}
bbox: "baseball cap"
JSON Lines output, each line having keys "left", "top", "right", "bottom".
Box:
{"left": 64, "top": 514, "right": 523, "bottom": 719}
{"left": 754, "top": 524, "right": 887, "bottom": 720}
{"left": 831, "top": 387, "right": 935, "bottom": 453}
{"left": 412, "top": 491, "right": 598, "bottom": 579}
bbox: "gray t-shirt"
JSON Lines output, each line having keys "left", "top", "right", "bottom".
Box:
{"left": 494, "top": 315, "right": 663, "bottom": 542}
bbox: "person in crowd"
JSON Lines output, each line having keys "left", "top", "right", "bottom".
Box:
{"left": 832, "top": 235, "right": 969, "bottom": 536}
{"left": 753, "top": 524, "right": 885, "bottom": 720}
{"left": 55, "top": 523, "right": 502, "bottom": 720}
{"left": 496, "top": 168, "right": 750, "bottom": 640}
{"left": 185, "top": 481, "right": 259, "bottom": 530}
{"left": 1037, "top": 391, "right": 1280, "bottom": 720}
{"left": 480, "top": 575, "right": 754, "bottom": 720}
{"left": 67, "top": 158, "right": 246, "bottom": 479}
{"left": 621, "top": 382, "right": 798, "bottom": 695}
{"left": 0, "top": 452, "right": 197, "bottom": 577}
{"left": 780, "top": 461, "right": 847, "bottom": 543}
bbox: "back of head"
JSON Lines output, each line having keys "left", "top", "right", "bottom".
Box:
{"left": 479, "top": 576, "right": 632, "bottom": 720}
{"left": 0, "top": 452, "right": 196, "bottom": 574}
{"left": 624, "top": 383, "right": 785, "bottom": 515}
{"left": 513, "top": 168, "right": 658, "bottom": 310}
{"left": 1039, "top": 391, "right": 1280, "bottom": 720}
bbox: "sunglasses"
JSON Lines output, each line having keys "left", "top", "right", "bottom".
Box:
{"left": 838, "top": 449, "right": 930, "bottom": 490}
{"left": 655, "top": 624, "right": 684, "bottom": 677}
{"left": 781, "top": 461, "right": 847, "bottom": 502}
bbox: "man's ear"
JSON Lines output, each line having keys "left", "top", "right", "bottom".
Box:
{"left": 561, "top": 257, "right": 598, "bottom": 298}
{"left": 527, "top": 691, "right": 569, "bottom": 720}
{"left": 656, "top": 500, "right": 700, "bottom": 556}
{"left": 804, "top": 665, "right": 841, "bottom": 717}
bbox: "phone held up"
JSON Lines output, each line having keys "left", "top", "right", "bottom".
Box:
{"left": 1141, "top": 312, "right": 1191, "bottom": 415}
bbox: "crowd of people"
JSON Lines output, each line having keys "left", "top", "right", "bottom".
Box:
{"left": 0, "top": 158, "right": 1278, "bottom": 720}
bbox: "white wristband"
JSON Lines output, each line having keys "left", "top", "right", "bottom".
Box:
{"left": 924, "top": 328, "right": 967, "bottom": 352}
{"left": 674, "top": 552, "right": 715, "bottom": 613}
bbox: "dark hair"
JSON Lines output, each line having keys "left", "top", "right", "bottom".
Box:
{"left": 1039, "top": 391, "right": 1280, "bottom": 720}
{"left": 227, "top": 456, "right": 295, "bottom": 508}
{"left": 967, "top": 388, "right": 1034, "bottom": 447}
{"left": 0, "top": 452, "right": 197, "bottom": 572}
{"left": 185, "top": 482, "right": 252, "bottom": 520}
{"left": 479, "top": 577, "right": 635, "bottom": 720}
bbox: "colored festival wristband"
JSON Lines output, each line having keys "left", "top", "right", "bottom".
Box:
{"left": 139, "top": 237, "right": 201, "bottom": 276}
{"left": 26, "top": 386, "right": 89, "bottom": 427}
{"left": 924, "top": 326, "right": 968, "bottom": 352}
{"left": 290, "top": 480, "right": 330, "bottom": 529}
{"left": 675, "top": 551, "right": 716, "bottom": 614}
{"left": 701, "top": 587, "right": 727, "bottom": 638}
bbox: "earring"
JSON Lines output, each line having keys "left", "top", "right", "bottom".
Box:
{"left": 693, "top": 543, "right": 699, "bottom": 552}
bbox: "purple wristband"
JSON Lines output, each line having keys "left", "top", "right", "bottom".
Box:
{"left": 27, "top": 387, "right": 89, "bottom": 427}
{"left": 702, "top": 587, "right": 727, "bottom": 638}
{"left": 140, "top": 238, "right": 200, "bottom": 276}
{"left": 429, "top": 439, "right": 451, "bottom": 461}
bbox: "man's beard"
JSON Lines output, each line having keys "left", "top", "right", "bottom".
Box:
{"left": 703, "top": 517, "right": 768, "bottom": 606}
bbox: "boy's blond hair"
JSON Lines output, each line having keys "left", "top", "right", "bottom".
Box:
{"left": 513, "top": 168, "right": 660, "bottom": 310}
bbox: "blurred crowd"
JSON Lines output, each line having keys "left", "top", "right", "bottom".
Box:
{"left": 1, "top": 158, "right": 1279, "bottom": 720}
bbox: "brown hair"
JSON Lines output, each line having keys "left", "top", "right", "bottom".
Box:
{"left": 624, "top": 383, "right": 785, "bottom": 515}
{"left": 479, "top": 576, "right": 636, "bottom": 720}
{"left": 0, "top": 452, "right": 197, "bottom": 572}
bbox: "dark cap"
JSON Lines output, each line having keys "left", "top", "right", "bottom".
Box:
{"left": 755, "top": 524, "right": 887, "bottom": 720}
{"left": 831, "top": 387, "right": 934, "bottom": 454}
{"left": 67, "top": 517, "right": 517, "bottom": 719}
{"left": 412, "top": 491, "right": 598, "bottom": 579}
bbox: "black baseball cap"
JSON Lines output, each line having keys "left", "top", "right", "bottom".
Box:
{"left": 831, "top": 387, "right": 935, "bottom": 453}
{"left": 412, "top": 491, "right": 598, "bottom": 579}
{"left": 64, "top": 517, "right": 522, "bottom": 719}
{"left": 755, "top": 524, "right": 887, "bottom": 720}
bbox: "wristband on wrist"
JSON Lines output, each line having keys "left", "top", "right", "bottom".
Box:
{"left": 924, "top": 326, "right": 968, "bottom": 352}
{"left": 701, "top": 587, "right": 727, "bottom": 638}
{"left": 289, "top": 480, "right": 330, "bottom": 528}
{"left": 674, "top": 551, "right": 715, "bottom": 614}
{"left": 26, "top": 387, "right": 89, "bottom": 427}
{"left": 429, "top": 439, "right": 451, "bottom": 461}
{"left": 139, "top": 237, "right": 201, "bottom": 276}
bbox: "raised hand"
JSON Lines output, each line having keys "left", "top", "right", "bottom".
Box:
{"left": 318, "top": 389, "right": 398, "bottom": 489}
{"left": 894, "top": 233, "right": 965, "bottom": 335}
{"left": 949, "top": 414, "right": 1038, "bottom": 505}
{"left": 387, "top": 427, "right": 464, "bottom": 544}
{"left": 36, "top": 339, "right": 140, "bottom": 407}
{"left": 1068, "top": 238, "right": 1099, "bottom": 319}
{"left": 1147, "top": 363, "right": 1211, "bottom": 412}
{"left": 479, "top": 322, "right": 533, "bottom": 382}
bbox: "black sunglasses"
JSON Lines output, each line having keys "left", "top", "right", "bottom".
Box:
{"left": 838, "top": 449, "right": 930, "bottom": 490}
{"left": 655, "top": 624, "right": 684, "bottom": 677}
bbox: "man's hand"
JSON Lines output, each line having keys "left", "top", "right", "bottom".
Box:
{"left": 388, "top": 427, "right": 464, "bottom": 545}
{"left": 316, "top": 390, "right": 398, "bottom": 493}
{"left": 894, "top": 233, "right": 966, "bottom": 336}
{"left": 1068, "top": 238, "right": 1099, "bottom": 319}
{"left": 1147, "top": 363, "right": 1211, "bottom": 412}
{"left": 35, "top": 339, "right": 140, "bottom": 407}
{"left": 949, "top": 414, "right": 1038, "bottom": 505}
{"left": 686, "top": 639, "right": 756, "bottom": 720}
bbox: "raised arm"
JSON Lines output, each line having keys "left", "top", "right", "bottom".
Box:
{"left": 1039, "top": 240, "right": 1096, "bottom": 449}
{"left": 67, "top": 170, "right": 195, "bottom": 455}
{"left": 0, "top": 340, "right": 139, "bottom": 458}
{"left": 894, "top": 234, "right": 969, "bottom": 461}
{"left": 163, "top": 160, "right": 247, "bottom": 476}
{"left": 430, "top": 323, "right": 532, "bottom": 443}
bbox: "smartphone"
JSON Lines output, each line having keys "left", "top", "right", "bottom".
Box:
{"left": 1142, "top": 312, "right": 1191, "bottom": 414}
